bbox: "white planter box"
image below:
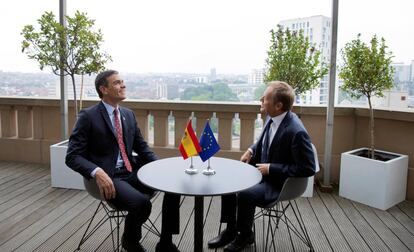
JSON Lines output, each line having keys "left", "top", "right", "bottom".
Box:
{"left": 339, "top": 147, "right": 408, "bottom": 210}
{"left": 50, "top": 140, "right": 85, "bottom": 190}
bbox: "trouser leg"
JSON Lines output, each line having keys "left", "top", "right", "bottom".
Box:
{"left": 220, "top": 194, "right": 237, "bottom": 230}
{"left": 160, "top": 193, "right": 181, "bottom": 242}
{"left": 109, "top": 175, "right": 152, "bottom": 241}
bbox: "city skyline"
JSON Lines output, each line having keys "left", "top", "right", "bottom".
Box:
{"left": 1, "top": 0, "right": 413, "bottom": 74}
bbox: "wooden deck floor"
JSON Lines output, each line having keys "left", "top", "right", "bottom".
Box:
{"left": 0, "top": 161, "right": 413, "bottom": 252}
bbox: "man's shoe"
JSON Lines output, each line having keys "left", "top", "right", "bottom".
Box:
{"left": 155, "top": 241, "right": 180, "bottom": 252}
{"left": 208, "top": 228, "right": 237, "bottom": 248}
{"left": 121, "top": 234, "right": 146, "bottom": 252}
{"left": 223, "top": 233, "right": 255, "bottom": 252}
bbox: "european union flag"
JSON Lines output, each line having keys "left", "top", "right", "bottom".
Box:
{"left": 199, "top": 121, "right": 220, "bottom": 162}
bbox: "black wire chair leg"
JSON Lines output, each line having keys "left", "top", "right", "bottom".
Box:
{"left": 292, "top": 200, "right": 314, "bottom": 251}
{"left": 77, "top": 202, "right": 108, "bottom": 251}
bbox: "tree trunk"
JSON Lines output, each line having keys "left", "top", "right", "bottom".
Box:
{"left": 70, "top": 74, "right": 78, "bottom": 119}
{"left": 368, "top": 96, "right": 375, "bottom": 159}
{"left": 79, "top": 74, "right": 84, "bottom": 111}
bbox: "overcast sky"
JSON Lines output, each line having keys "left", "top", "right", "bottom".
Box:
{"left": 1, "top": 0, "right": 413, "bottom": 74}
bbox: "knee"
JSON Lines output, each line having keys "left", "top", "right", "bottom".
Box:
{"left": 238, "top": 190, "right": 256, "bottom": 206}
{"left": 131, "top": 196, "right": 152, "bottom": 213}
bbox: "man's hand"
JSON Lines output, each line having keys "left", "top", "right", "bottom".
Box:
{"left": 240, "top": 150, "right": 252, "bottom": 163}
{"left": 256, "top": 163, "right": 270, "bottom": 175}
{"left": 95, "top": 169, "right": 116, "bottom": 200}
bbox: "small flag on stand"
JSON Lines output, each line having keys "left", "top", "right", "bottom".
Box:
{"left": 199, "top": 121, "right": 220, "bottom": 162}
{"left": 179, "top": 119, "right": 201, "bottom": 159}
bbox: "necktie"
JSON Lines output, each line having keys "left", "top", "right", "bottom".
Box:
{"left": 114, "top": 109, "right": 132, "bottom": 172}
{"left": 261, "top": 119, "right": 273, "bottom": 162}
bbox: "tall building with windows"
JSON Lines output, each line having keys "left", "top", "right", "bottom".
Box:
{"left": 248, "top": 68, "right": 265, "bottom": 85}
{"left": 279, "top": 15, "right": 332, "bottom": 105}
{"left": 391, "top": 61, "right": 414, "bottom": 107}
{"left": 210, "top": 68, "right": 217, "bottom": 82}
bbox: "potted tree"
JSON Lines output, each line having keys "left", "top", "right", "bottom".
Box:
{"left": 264, "top": 25, "right": 328, "bottom": 103}
{"left": 338, "top": 34, "right": 408, "bottom": 210}
{"left": 264, "top": 25, "right": 328, "bottom": 197}
{"left": 21, "top": 11, "right": 111, "bottom": 189}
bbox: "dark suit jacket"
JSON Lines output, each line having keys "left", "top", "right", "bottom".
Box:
{"left": 249, "top": 111, "right": 315, "bottom": 191}
{"left": 65, "top": 101, "right": 157, "bottom": 179}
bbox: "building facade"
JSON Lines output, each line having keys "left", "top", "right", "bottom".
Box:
{"left": 279, "top": 15, "right": 332, "bottom": 105}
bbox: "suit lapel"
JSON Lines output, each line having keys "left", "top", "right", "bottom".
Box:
{"left": 99, "top": 102, "right": 116, "bottom": 138}
{"left": 269, "top": 111, "right": 291, "bottom": 152}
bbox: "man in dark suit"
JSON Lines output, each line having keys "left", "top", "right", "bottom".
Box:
{"left": 66, "top": 70, "right": 180, "bottom": 252}
{"left": 208, "top": 81, "right": 316, "bottom": 251}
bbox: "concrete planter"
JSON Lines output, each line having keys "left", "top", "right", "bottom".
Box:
{"left": 50, "top": 140, "right": 85, "bottom": 190}
{"left": 339, "top": 147, "right": 408, "bottom": 210}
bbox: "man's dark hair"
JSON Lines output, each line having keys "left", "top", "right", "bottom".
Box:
{"left": 267, "top": 81, "right": 295, "bottom": 111}
{"left": 95, "top": 70, "right": 119, "bottom": 98}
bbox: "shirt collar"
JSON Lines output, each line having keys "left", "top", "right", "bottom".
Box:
{"left": 269, "top": 111, "right": 287, "bottom": 126}
{"left": 102, "top": 100, "right": 118, "bottom": 116}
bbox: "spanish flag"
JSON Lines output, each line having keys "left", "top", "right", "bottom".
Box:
{"left": 179, "top": 120, "right": 202, "bottom": 159}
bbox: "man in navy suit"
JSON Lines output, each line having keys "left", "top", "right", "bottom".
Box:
{"left": 66, "top": 70, "right": 180, "bottom": 252}
{"left": 208, "top": 81, "right": 316, "bottom": 251}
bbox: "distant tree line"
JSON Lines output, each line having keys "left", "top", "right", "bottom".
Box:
{"left": 180, "top": 83, "right": 239, "bottom": 102}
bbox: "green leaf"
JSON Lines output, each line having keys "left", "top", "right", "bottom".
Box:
{"left": 264, "top": 25, "right": 328, "bottom": 95}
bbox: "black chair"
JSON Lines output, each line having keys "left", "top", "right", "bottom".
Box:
{"left": 254, "top": 176, "right": 314, "bottom": 252}
{"left": 77, "top": 178, "right": 160, "bottom": 251}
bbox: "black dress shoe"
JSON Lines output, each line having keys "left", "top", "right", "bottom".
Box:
{"left": 224, "top": 233, "right": 255, "bottom": 252}
{"left": 121, "top": 234, "right": 146, "bottom": 252}
{"left": 208, "top": 228, "right": 237, "bottom": 248}
{"left": 155, "top": 241, "right": 180, "bottom": 252}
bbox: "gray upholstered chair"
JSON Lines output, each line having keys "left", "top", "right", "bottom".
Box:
{"left": 254, "top": 176, "right": 314, "bottom": 252}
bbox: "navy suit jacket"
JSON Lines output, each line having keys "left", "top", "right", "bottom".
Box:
{"left": 65, "top": 101, "right": 157, "bottom": 179}
{"left": 249, "top": 111, "right": 315, "bottom": 191}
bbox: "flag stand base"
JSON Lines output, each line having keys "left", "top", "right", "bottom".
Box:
{"left": 202, "top": 168, "right": 216, "bottom": 175}
{"left": 185, "top": 167, "right": 198, "bottom": 174}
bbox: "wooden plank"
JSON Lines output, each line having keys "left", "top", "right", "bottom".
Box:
{"left": 318, "top": 189, "right": 371, "bottom": 251}
{"left": 352, "top": 201, "right": 410, "bottom": 252}
{"left": 0, "top": 189, "right": 75, "bottom": 245}
{"left": 398, "top": 201, "right": 414, "bottom": 220}
{"left": 373, "top": 208, "right": 414, "bottom": 251}
{"left": 388, "top": 206, "right": 414, "bottom": 235}
{"left": 0, "top": 190, "right": 88, "bottom": 251}
{"left": 332, "top": 194, "right": 390, "bottom": 252}
{"left": 0, "top": 166, "right": 47, "bottom": 197}
{"left": 0, "top": 163, "right": 42, "bottom": 188}
{"left": 309, "top": 190, "right": 351, "bottom": 251}
{"left": 0, "top": 174, "right": 50, "bottom": 210}
{"left": 0, "top": 162, "right": 24, "bottom": 180}
{"left": 0, "top": 162, "right": 413, "bottom": 252}
{"left": 296, "top": 196, "right": 332, "bottom": 251}
{"left": 53, "top": 207, "right": 110, "bottom": 252}
{"left": 22, "top": 194, "right": 95, "bottom": 252}
{"left": 33, "top": 199, "right": 102, "bottom": 252}
{"left": 0, "top": 186, "right": 57, "bottom": 223}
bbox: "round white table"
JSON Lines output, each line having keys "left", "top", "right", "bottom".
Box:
{"left": 137, "top": 156, "right": 262, "bottom": 252}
